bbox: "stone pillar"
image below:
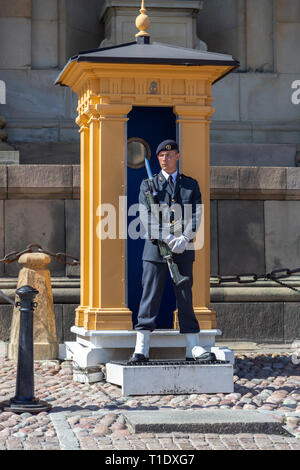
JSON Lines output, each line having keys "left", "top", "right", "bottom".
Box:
{"left": 246, "top": 0, "right": 274, "bottom": 72}
{"left": 0, "top": 0, "right": 32, "bottom": 69}
{"left": 174, "top": 103, "right": 217, "bottom": 329}
{"left": 99, "top": 0, "right": 206, "bottom": 50}
{"left": 74, "top": 103, "right": 133, "bottom": 331}
{"left": 31, "top": 0, "right": 58, "bottom": 68}
{"left": 8, "top": 253, "right": 58, "bottom": 360}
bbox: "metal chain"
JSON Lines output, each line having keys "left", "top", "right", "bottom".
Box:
{"left": 0, "top": 243, "right": 300, "bottom": 293}
{"left": 0, "top": 243, "right": 79, "bottom": 266}
{"left": 0, "top": 289, "right": 15, "bottom": 305}
{"left": 210, "top": 267, "right": 300, "bottom": 293}
{"left": 0, "top": 244, "right": 80, "bottom": 305}
{"left": 264, "top": 277, "right": 300, "bottom": 294}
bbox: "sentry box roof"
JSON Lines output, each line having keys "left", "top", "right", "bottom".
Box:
{"left": 55, "top": 38, "right": 239, "bottom": 87}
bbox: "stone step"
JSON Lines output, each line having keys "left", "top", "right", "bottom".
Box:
{"left": 122, "top": 409, "right": 285, "bottom": 435}
{"left": 106, "top": 361, "right": 234, "bottom": 395}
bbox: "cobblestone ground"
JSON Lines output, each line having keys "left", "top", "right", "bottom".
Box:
{"left": 0, "top": 352, "right": 299, "bottom": 451}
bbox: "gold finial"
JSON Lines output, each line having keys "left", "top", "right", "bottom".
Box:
{"left": 135, "top": 0, "right": 150, "bottom": 38}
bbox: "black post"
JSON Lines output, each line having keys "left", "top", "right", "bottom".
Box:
{"left": 0, "top": 285, "right": 52, "bottom": 414}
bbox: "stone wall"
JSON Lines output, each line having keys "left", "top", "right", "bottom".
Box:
{"left": 210, "top": 164, "right": 300, "bottom": 343}
{"left": 0, "top": 0, "right": 103, "bottom": 153}
{"left": 0, "top": 164, "right": 300, "bottom": 344}
{"left": 199, "top": 0, "right": 300, "bottom": 151}
{"left": 0, "top": 164, "right": 80, "bottom": 344}
{"left": 0, "top": 0, "right": 299, "bottom": 165}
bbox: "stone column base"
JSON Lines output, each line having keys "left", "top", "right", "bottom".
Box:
{"left": 72, "top": 365, "right": 104, "bottom": 384}
{"left": 7, "top": 253, "right": 59, "bottom": 361}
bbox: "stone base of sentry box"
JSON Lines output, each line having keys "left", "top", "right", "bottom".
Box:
{"left": 63, "top": 328, "right": 234, "bottom": 383}
{"left": 106, "top": 360, "right": 234, "bottom": 395}
{"left": 72, "top": 366, "right": 104, "bottom": 384}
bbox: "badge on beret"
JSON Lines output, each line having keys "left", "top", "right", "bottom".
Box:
{"left": 156, "top": 139, "right": 179, "bottom": 155}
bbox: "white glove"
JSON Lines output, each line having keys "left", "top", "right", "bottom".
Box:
{"left": 162, "top": 233, "right": 175, "bottom": 244}
{"left": 166, "top": 234, "right": 189, "bottom": 254}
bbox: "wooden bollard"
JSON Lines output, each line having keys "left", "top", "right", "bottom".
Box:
{"left": 8, "top": 253, "right": 58, "bottom": 360}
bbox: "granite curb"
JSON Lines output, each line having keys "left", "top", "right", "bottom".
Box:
{"left": 121, "top": 409, "right": 287, "bottom": 435}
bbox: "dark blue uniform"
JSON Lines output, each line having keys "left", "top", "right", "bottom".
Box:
{"left": 135, "top": 170, "right": 202, "bottom": 334}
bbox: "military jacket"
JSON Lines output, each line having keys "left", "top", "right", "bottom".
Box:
{"left": 139, "top": 170, "right": 202, "bottom": 263}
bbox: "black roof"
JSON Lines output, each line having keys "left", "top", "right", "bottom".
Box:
{"left": 55, "top": 40, "right": 239, "bottom": 86}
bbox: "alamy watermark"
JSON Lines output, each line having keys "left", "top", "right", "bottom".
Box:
{"left": 291, "top": 80, "right": 300, "bottom": 105}
{"left": 0, "top": 80, "right": 6, "bottom": 104}
{"left": 95, "top": 197, "right": 205, "bottom": 250}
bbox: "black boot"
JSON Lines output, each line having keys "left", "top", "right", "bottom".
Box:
{"left": 129, "top": 353, "right": 149, "bottom": 363}
{"left": 186, "top": 352, "right": 216, "bottom": 363}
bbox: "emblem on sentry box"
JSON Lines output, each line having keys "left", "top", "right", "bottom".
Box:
{"left": 150, "top": 81, "right": 158, "bottom": 94}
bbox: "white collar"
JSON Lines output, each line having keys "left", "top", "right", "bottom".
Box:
{"left": 161, "top": 169, "right": 178, "bottom": 183}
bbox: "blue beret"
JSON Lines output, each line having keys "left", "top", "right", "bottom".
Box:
{"left": 156, "top": 139, "right": 179, "bottom": 156}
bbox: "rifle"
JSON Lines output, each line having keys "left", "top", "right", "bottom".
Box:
{"left": 143, "top": 158, "right": 189, "bottom": 286}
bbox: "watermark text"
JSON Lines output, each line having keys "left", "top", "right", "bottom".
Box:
{"left": 95, "top": 197, "right": 204, "bottom": 250}
{"left": 291, "top": 80, "right": 300, "bottom": 105}
{"left": 0, "top": 80, "right": 6, "bottom": 104}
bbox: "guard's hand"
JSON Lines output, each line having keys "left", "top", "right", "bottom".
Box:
{"left": 162, "top": 233, "right": 175, "bottom": 245}
{"left": 167, "top": 235, "right": 189, "bottom": 254}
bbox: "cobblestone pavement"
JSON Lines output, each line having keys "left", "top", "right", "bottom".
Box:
{"left": 0, "top": 351, "right": 299, "bottom": 451}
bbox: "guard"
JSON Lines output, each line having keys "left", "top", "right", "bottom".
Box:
{"left": 130, "top": 139, "right": 217, "bottom": 363}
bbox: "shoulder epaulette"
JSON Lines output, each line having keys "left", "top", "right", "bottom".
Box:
{"left": 180, "top": 173, "right": 195, "bottom": 181}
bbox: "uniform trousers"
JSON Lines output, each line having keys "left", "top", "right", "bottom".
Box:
{"left": 135, "top": 260, "right": 200, "bottom": 334}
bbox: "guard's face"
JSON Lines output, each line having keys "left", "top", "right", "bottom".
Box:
{"left": 157, "top": 150, "right": 180, "bottom": 174}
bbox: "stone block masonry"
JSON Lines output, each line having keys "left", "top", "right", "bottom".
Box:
{"left": 0, "top": 165, "right": 299, "bottom": 344}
